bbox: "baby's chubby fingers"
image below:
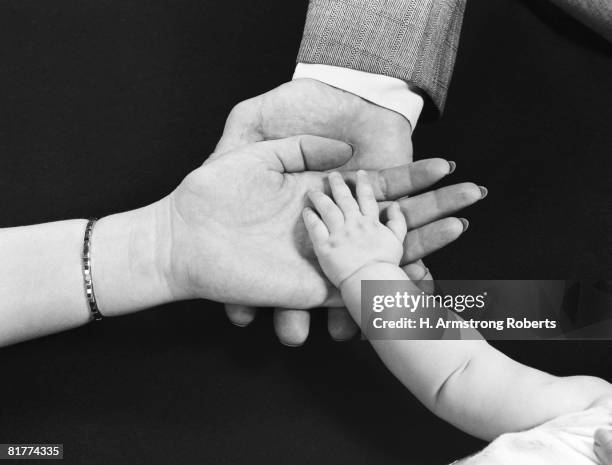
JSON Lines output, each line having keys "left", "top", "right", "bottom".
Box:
{"left": 307, "top": 191, "right": 344, "bottom": 232}
{"left": 385, "top": 202, "right": 408, "bottom": 241}
{"left": 328, "top": 171, "right": 360, "bottom": 218}
{"left": 302, "top": 207, "right": 329, "bottom": 244}
{"left": 356, "top": 170, "right": 379, "bottom": 218}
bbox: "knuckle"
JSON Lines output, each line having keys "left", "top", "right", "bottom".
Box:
{"left": 328, "top": 236, "right": 342, "bottom": 248}
{"left": 402, "top": 211, "right": 416, "bottom": 229}
{"left": 375, "top": 172, "right": 388, "bottom": 198}
{"left": 354, "top": 220, "right": 368, "bottom": 231}
{"left": 402, "top": 240, "right": 422, "bottom": 262}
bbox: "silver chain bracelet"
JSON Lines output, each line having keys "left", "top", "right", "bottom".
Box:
{"left": 82, "top": 218, "right": 104, "bottom": 321}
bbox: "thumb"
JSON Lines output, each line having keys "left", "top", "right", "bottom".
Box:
{"left": 214, "top": 99, "right": 263, "bottom": 154}
{"left": 256, "top": 135, "right": 353, "bottom": 173}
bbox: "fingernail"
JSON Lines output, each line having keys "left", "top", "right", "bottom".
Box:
{"left": 459, "top": 218, "right": 470, "bottom": 232}
{"left": 447, "top": 161, "right": 456, "bottom": 174}
{"left": 415, "top": 266, "right": 427, "bottom": 280}
{"left": 595, "top": 429, "right": 612, "bottom": 446}
{"left": 478, "top": 186, "right": 488, "bottom": 199}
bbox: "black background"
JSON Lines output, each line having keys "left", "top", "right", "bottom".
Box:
{"left": 1, "top": 0, "right": 611, "bottom": 464}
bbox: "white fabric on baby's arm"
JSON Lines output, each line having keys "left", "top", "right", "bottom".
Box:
{"left": 293, "top": 63, "right": 424, "bottom": 132}
{"left": 459, "top": 402, "right": 612, "bottom": 464}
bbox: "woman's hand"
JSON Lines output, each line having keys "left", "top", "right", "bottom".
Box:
{"left": 0, "top": 135, "right": 464, "bottom": 346}
{"left": 162, "top": 135, "right": 353, "bottom": 309}
{"left": 158, "top": 136, "right": 454, "bottom": 309}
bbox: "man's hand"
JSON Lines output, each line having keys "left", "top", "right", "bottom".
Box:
{"left": 160, "top": 135, "right": 456, "bottom": 309}
{"left": 212, "top": 79, "right": 484, "bottom": 345}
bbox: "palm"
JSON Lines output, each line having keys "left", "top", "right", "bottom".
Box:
{"left": 169, "top": 143, "right": 340, "bottom": 309}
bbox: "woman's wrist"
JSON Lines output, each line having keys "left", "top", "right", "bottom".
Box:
{"left": 92, "top": 197, "right": 177, "bottom": 317}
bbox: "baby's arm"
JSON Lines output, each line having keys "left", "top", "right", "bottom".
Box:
{"left": 341, "top": 265, "right": 611, "bottom": 440}
{"left": 304, "top": 171, "right": 612, "bottom": 441}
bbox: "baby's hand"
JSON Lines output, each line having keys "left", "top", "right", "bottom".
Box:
{"left": 303, "top": 171, "right": 407, "bottom": 288}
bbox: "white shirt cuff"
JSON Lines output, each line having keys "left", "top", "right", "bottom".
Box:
{"left": 293, "top": 63, "right": 424, "bottom": 132}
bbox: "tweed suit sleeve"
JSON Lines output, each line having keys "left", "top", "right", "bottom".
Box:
{"left": 297, "top": 0, "right": 467, "bottom": 118}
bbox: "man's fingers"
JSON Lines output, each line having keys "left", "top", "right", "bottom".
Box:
{"left": 402, "top": 217, "right": 469, "bottom": 264}
{"left": 328, "top": 307, "right": 360, "bottom": 341}
{"left": 274, "top": 305, "right": 359, "bottom": 345}
{"left": 403, "top": 261, "right": 435, "bottom": 294}
{"left": 397, "top": 182, "right": 485, "bottom": 230}
{"left": 225, "top": 303, "right": 258, "bottom": 327}
{"left": 273, "top": 308, "right": 311, "bottom": 347}
{"left": 385, "top": 202, "right": 408, "bottom": 241}
{"left": 307, "top": 191, "right": 344, "bottom": 232}
{"left": 403, "top": 262, "right": 428, "bottom": 281}
{"left": 257, "top": 135, "right": 353, "bottom": 173}
{"left": 328, "top": 171, "right": 360, "bottom": 217}
{"left": 595, "top": 429, "right": 612, "bottom": 464}
{"left": 302, "top": 207, "right": 329, "bottom": 244}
